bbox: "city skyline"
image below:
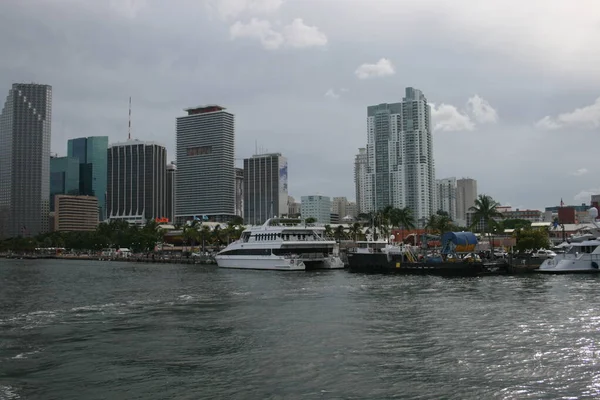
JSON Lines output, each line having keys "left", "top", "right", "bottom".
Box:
{"left": 1, "top": 1, "right": 599, "bottom": 210}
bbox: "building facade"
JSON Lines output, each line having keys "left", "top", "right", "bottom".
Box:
{"left": 243, "top": 153, "right": 288, "bottom": 225}
{"left": 50, "top": 156, "right": 80, "bottom": 211}
{"left": 301, "top": 195, "right": 331, "bottom": 224}
{"left": 166, "top": 162, "right": 176, "bottom": 223}
{"left": 354, "top": 148, "right": 368, "bottom": 214}
{"left": 287, "top": 196, "right": 301, "bottom": 217}
{"left": 346, "top": 202, "right": 358, "bottom": 218}
{"left": 107, "top": 140, "right": 167, "bottom": 224}
{"left": 456, "top": 178, "right": 478, "bottom": 224}
{"left": 175, "top": 105, "right": 235, "bottom": 223}
{"left": 0, "top": 83, "right": 52, "bottom": 238}
{"left": 235, "top": 167, "right": 244, "bottom": 218}
{"left": 332, "top": 197, "right": 348, "bottom": 220}
{"left": 365, "top": 88, "right": 435, "bottom": 224}
{"left": 435, "top": 177, "right": 457, "bottom": 220}
{"left": 54, "top": 195, "right": 99, "bottom": 232}
{"left": 67, "top": 136, "right": 108, "bottom": 220}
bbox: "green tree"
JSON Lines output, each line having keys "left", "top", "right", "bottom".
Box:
{"left": 515, "top": 228, "right": 550, "bottom": 252}
{"left": 324, "top": 224, "right": 333, "bottom": 239}
{"left": 334, "top": 225, "right": 346, "bottom": 243}
{"left": 305, "top": 217, "right": 317, "bottom": 224}
{"left": 349, "top": 222, "right": 362, "bottom": 241}
{"left": 391, "top": 207, "right": 415, "bottom": 242}
{"left": 469, "top": 194, "right": 503, "bottom": 234}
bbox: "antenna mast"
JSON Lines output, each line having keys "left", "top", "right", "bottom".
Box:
{"left": 128, "top": 96, "right": 132, "bottom": 140}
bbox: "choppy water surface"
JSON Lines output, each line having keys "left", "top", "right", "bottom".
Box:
{"left": 1, "top": 260, "right": 600, "bottom": 399}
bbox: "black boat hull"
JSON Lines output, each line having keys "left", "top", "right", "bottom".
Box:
{"left": 347, "top": 253, "right": 507, "bottom": 276}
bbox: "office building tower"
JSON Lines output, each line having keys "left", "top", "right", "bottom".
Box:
{"left": 0, "top": 83, "right": 52, "bottom": 238}
{"left": 365, "top": 87, "right": 435, "bottom": 224}
{"left": 235, "top": 168, "right": 244, "bottom": 218}
{"left": 288, "top": 196, "right": 301, "bottom": 217}
{"left": 354, "top": 148, "right": 369, "bottom": 214}
{"left": 346, "top": 202, "right": 358, "bottom": 218}
{"left": 332, "top": 197, "right": 348, "bottom": 219}
{"left": 67, "top": 136, "right": 108, "bottom": 220}
{"left": 456, "top": 178, "right": 478, "bottom": 223}
{"left": 176, "top": 105, "right": 235, "bottom": 223}
{"left": 301, "top": 195, "right": 331, "bottom": 224}
{"left": 435, "top": 177, "right": 457, "bottom": 220}
{"left": 166, "top": 162, "right": 176, "bottom": 223}
{"left": 107, "top": 140, "right": 167, "bottom": 224}
{"left": 243, "top": 153, "right": 288, "bottom": 225}
{"left": 50, "top": 156, "right": 80, "bottom": 211}
{"left": 54, "top": 195, "right": 99, "bottom": 232}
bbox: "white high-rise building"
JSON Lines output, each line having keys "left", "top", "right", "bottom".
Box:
{"left": 365, "top": 87, "right": 435, "bottom": 225}
{"left": 354, "top": 148, "right": 369, "bottom": 214}
{"left": 456, "top": 178, "right": 478, "bottom": 224}
{"left": 301, "top": 195, "right": 331, "bottom": 224}
{"left": 435, "top": 177, "right": 457, "bottom": 220}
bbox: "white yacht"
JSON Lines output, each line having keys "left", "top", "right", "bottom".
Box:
{"left": 215, "top": 218, "right": 345, "bottom": 271}
{"left": 537, "top": 239, "right": 600, "bottom": 273}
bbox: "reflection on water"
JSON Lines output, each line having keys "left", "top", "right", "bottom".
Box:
{"left": 1, "top": 260, "right": 599, "bottom": 399}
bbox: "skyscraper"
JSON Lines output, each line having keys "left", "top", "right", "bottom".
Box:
{"left": 50, "top": 156, "right": 80, "bottom": 211}
{"left": 435, "top": 177, "right": 457, "bottom": 220}
{"left": 243, "top": 153, "right": 288, "bottom": 225}
{"left": 166, "top": 162, "right": 176, "bottom": 223}
{"left": 365, "top": 87, "right": 435, "bottom": 224}
{"left": 456, "top": 178, "right": 478, "bottom": 224}
{"left": 0, "top": 83, "right": 52, "bottom": 238}
{"left": 67, "top": 136, "right": 108, "bottom": 220}
{"left": 235, "top": 167, "right": 244, "bottom": 219}
{"left": 106, "top": 140, "right": 167, "bottom": 224}
{"left": 354, "top": 148, "right": 368, "bottom": 215}
{"left": 175, "top": 105, "right": 235, "bottom": 223}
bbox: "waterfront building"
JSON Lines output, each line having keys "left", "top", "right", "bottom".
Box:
{"left": 346, "top": 201, "right": 358, "bottom": 218}
{"left": 301, "top": 195, "right": 331, "bottom": 224}
{"left": 50, "top": 156, "right": 80, "bottom": 211}
{"left": 235, "top": 168, "right": 244, "bottom": 218}
{"left": 456, "top": 178, "right": 478, "bottom": 223}
{"left": 175, "top": 105, "right": 235, "bottom": 223}
{"left": 166, "top": 162, "right": 176, "bottom": 223}
{"left": 67, "top": 136, "right": 108, "bottom": 220}
{"left": 365, "top": 87, "right": 435, "bottom": 224}
{"left": 0, "top": 83, "right": 52, "bottom": 238}
{"left": 354, "top": 148, "right": 368, "bottom": 214}
{"left": 435, "top": 177, "right": 457, "bottom": 220}
{"left": 54, "top": 195, "right": 99, "bottom": 232}
{"left": 107, "top": 140, "right": 167, "bottom": 225}
{"left": 243, "top": 153, "right": 288, "bottom": 225}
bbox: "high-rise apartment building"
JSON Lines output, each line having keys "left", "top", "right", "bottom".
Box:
{"left": 0, "top": 83, "right": 52, "bottom": 238}
{"left": 50, "top": 156, "right": 80, "bottom": 211}
{"left": 235, "top": 167, "right": 244, "bottom": 218}
{"left": 166, "top": 162, "right": 176, "bottom": 223}
{"left": 435, "top": 177, "right": 457, "bottom": 220}
{"left": 243, "top": 153, "right": 288, "bottom": 225}
{"left": 365, "top": 87, "right": 435, "bottom": 225}
{"left": 354, "top": 148, "right": 368, "bottom": 214}
{"left": 106, "top": 140, "right": 167, "bottom": 225}
{"left": 301, "top": 195, "right": 331, "bottom": 224}
{"left": 176, "top": 105, "right": 235, "bottom": 223}
{"left": 67, "top": 136, "right": 108, "bottom": 220}
{"left": 346, "top": 202, "right": 358, "bottom": 218}
{"left": 456, "top": 178, "right": 478, "bottom": 224}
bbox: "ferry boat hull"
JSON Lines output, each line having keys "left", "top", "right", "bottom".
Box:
{"left": 347, "top": 253, "right": 507, "bottom": 277}
{"left": 215, "top": 254, "right": 306, "bottom": 271}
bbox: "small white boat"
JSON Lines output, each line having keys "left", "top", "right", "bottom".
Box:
{"left": 537, "top": 240, "right": 600, "bottom": 273}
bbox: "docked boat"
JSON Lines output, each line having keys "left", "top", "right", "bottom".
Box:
{"left": 347, "top": 232, "right": 508, "bottom": 277}
{"left": 536, "top": 239, "right": 600, "bottom": 273}
{"left": 215, "top": 218, "right": 344, "bottom": 271}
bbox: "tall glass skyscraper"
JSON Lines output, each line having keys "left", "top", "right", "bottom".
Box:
{"left": 175, "top": 105, "right": 235, "bottom": 223}
{"left": 50, "top": 156, "right": 80, "bottom": 211}
{"left": 243, "top": 153, "right": 288, "bottom": 225}
{"left": 365, "top": 87, "right": 435, "bottom": 224}
{"left": 67, "top": 136, "right": 108, "bottom": 220}
{"left": 0, "top": 83, "right": 52, "bottom": 238}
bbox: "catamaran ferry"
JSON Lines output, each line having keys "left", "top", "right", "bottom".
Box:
{"left": 215, "top": 218, "right": 345, "bottom": 271}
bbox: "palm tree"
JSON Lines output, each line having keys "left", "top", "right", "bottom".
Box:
{"left": 469, "top": 194, "right": 503, "bottom": 233}
{"left": 392, "top": 207, "right": 416, "bottom": 243}
{"left": 324, "top": 224, "right": 333, "bottom": 239}
{"left": 334, "top": 225, "right": 346, "bottom": 243}
{"left": 200, "top": 225, "right": 211, "bottom": 253}
{"left": 350, "top": 222, "right": 362, "bottom": 241}
{"left": 425, "top": 214, "right": 439, "bottom": 235}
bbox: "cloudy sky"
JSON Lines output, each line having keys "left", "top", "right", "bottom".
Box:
{"left": 1, "top": 0, "right": 599, "bottom": 210}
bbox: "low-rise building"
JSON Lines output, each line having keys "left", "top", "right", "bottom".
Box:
{"left": 301, "top": 195, "right": 331, "bottom": 223}
{"left": 54, "top": 195, "right": 99, "bottom": 232}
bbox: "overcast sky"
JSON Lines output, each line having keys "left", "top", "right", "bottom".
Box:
{"left": 1, "top": 0, "right": 599, "bottom": 210}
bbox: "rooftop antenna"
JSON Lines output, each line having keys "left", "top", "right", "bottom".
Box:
{"left": 128, "top": 96, "right": 132, "bottom": 140}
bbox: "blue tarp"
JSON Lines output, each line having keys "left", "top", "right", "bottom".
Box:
{"left": 441, "top": 232, "right": 478, "bottom": 246}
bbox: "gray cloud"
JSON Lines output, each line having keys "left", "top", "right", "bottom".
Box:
{"left": 1, "top": 0, "right": 600, "bottom": 210}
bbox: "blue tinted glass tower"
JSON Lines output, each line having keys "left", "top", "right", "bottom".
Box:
{"left": 67, "top": 136, "right": 108, "bottom": 220}
{"left": 50, "top": 156, "right": 80, "bottom": 211}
